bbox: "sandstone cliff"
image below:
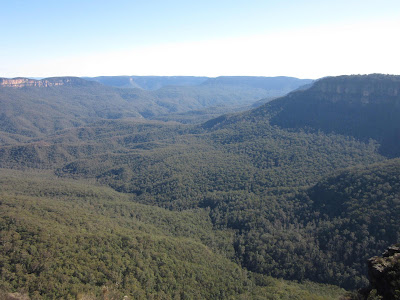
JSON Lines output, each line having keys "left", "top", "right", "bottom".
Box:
{"left": 0, "top": 77, "right": 96, "bottom": 88}
{"left": 310, "top": 74, "right": 400, "bottom": 103}
{"left": 360, "top": 244, "right": 400, "bottom": 299}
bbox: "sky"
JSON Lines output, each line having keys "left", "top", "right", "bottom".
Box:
{"left": 1, "top": 0, "right": 400, "bottom": 79}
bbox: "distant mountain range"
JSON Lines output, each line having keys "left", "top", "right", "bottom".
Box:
{"left": 83, "top": 75, "right": 313, "bottom": 91}
{"left": 83, "top": 75, "right": 209, "bottom": 90}
{"left": 0, "top": 75, "right": 312, "bottom": 143}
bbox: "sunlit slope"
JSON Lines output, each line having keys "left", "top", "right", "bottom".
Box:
{"left": 0, "top": 170, "right": 345, "bottom": 299}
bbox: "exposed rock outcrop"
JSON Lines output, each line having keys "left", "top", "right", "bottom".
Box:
{"left": 0, "top": 77, "right": 95, "bottom": 88}
{"left": 361, "top": 244, "right": 400, "bottom": 299}
{"left": 310, "top": 74, "right": 400, "bottom": 102}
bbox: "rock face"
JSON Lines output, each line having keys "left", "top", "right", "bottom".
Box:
{"left": 0, "top": 77, "right": 95, "bottom": 88}
{"left": 310, "top": 74, "right": 400, "bottom": 103}
{"left": 366, "top": 244, "right": 400, "bottom": 299}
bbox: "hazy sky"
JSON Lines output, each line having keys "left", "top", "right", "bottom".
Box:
{"left": 1, "top": 0, "right": 400, "bottom": 79}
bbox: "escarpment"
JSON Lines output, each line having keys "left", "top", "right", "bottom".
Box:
{"left": 0, "top": 77, "right": 97, "bottom": 88}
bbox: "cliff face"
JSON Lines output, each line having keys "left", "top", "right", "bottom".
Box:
{"left": 309, "top": 74, "right": 400, "bottom": 103}
{"left": 0, "top": 77, "right": 95, "bottom": 88}
{"left": 364, "top": 245, "right": 400, "bottom": 299}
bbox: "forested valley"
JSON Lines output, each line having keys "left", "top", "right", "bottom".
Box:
{"left": 0, "top": 74, "right": 399, "bottom": 299}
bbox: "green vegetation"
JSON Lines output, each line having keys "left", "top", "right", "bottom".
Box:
{"left": 0, "top": 170, "right": 345, "bottom": 299}
{"left": 0, "top": 74, "right": 399, "bottom": 298}
{"left": 232, "top": 159, "right": 400, "bottom": 289}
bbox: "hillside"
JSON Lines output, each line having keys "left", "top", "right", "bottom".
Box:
{"left": 259, "top": 74, "right": 400, "bottom": 157}
{"left": 0, "top": 74, "right": 399, "bottom": 297}
{"left": 299, "top": 159, "right": 399, "bottom": 287}
{"left": 0, "top": 76, "right": 312, "bottom": 143}
{"left": 0, "top": 77, "right": 143, "bottom": 143}
{"left": 0, "top": 169, "right": 345, "bottom": 299}
{"left": 204, "top": 74, "right": 400, "bottom": 156}
{"left": 0, "top": 77, "right": 389, "bottom": 290}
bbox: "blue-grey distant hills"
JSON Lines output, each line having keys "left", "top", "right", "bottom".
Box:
{"left": 201, "top": 76, "right": 312, "bottom": 91}
{"left": 0, "top": 75, "right": 312, "bottom": 143}
{"left": 83, "top": 75, "right": 209, "bottom": 90}
{"left": 84, "top": 75, "right": 312, "bottom": 93}
{"left": 83, "top": 75, "right": 313, "bottom": 122}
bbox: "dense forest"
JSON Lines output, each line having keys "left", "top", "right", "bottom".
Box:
{"left": 0, "top": 74, "right": 399, "bottom": 299}
{"left": 0, "top": 169, "right": 345, "bottom": 299}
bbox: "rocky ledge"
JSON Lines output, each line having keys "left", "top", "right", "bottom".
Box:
{"left": 0, "top": 77, "right": 94, "bottom": 88}
{"left": 309, "top": 74, "right": 400, "bottom": 103}
{"left": 361, "top": 244, "right": 400, "bottom": 299}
